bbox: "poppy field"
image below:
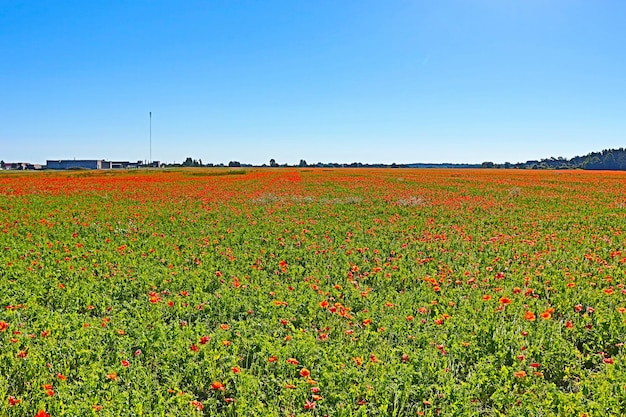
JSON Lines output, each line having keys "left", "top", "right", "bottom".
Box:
{"left": 1, "top": 167, "right": 626, "bottom": 416}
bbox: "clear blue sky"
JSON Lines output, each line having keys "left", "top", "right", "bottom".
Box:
{"left": 2, "top": 0, "right": 625, "bottom": 165}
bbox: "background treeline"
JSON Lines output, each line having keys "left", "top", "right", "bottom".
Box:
{"left": 483, "top": 148, "right": 626, "bottom": 170}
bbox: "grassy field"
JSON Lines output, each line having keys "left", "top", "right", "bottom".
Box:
{"left": 1, "top": 168, "right": 625, "bottom": 416}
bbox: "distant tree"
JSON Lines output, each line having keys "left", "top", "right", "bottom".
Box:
{"left": 481, "top": 162, "right": 495, "bottom": 168}
{"left": 270, "top": 159, "right": 278, "bottom": 167}
{"left": 183, "top": 157, "right": 193, "bottom": 167}
{"left": 228, "top": 161, "right": 241, "bottom": 167}
{"left": 198, "top": 159, "right": 203, "bottom": 167}
{"left": 616, "top": 151, "right": 626, "bottom": 170}
{"left": 603, "top": 153, "right": 617, "bottom": 170}
{"left": 299, "top": 159, "right": 308, "bottom": 167}
{"left": 0, "top": 160, "right": 4, "bottom": 169}
{"left": 582, "top": 156, "right": 602, "bottom": 170}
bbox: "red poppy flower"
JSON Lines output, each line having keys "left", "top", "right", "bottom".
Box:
{"left": 211, "top": 381, "right": 225, "bottom": 391}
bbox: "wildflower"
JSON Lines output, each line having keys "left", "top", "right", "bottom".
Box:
{"left": 304, "top": 399, "right": 316, "bottom": 410}
{"left": 42, "top": 384, "right": 54, "bottom": 396}
{"left": 514, "top": 370, "right": 527, "bottom": 378}
{"left": 190, "top": 400, "right": 203, "bottom": 411}
{"left": 57, "top": 373, "right": 67, "bottom": 381}
{"left": 524, "top": 311, "right": 536, "bottom": 321}
{"left": 499, "top": 297, "right": 511, "bottom": 305}
{"left": 35, "top": 411, "right": 51, "bottom": 417}
{"left": 199, "top": 335, "right": 210, "bottom": 344}
{"left": 286, "top": 358, "right": 299, "bottom": 365}
{"left": 121, "top": 360, "right": 130, "bottom": 367}
{"left": 210, "top": 381, "right": 225, "bottom": 391}
{"left": 299, "top": 368, "right": 310, "bottom": 377}
{"left": 268, "top": 356, "right": 277, "bottom": 363}
{"left": 603, "top": 357, "right": 614, "bottom": 364}
{"left": 8, "top": 396, "right": 20, "bottom": 406}
{"left": 106, "top": 372, "right": 118, "bottom": 381}
{"left": 231, "top": 366, "right": 241, "bottom": 374}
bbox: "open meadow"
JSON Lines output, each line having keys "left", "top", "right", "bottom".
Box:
{"left": 1, "top": 168, "right": 626, "bottom": 416}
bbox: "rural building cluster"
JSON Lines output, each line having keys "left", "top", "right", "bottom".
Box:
{"left": 1, "top": 160, "right": 160, "bottom": 170}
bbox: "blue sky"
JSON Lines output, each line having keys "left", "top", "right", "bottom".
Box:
{"left": 2, "top": 0, "right": 625, "bottom": 165}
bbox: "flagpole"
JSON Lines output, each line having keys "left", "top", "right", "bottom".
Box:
{"left": 149, "top": 111, "right": 152, "bottom": 166}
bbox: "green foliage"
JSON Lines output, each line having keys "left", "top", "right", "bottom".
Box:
{"left": 0, "top": 168, "right": 625, "bottom": 415}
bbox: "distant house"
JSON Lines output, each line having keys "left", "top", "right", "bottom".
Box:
{"left": 5, "top": 162, "right": 42, "bottom": 170}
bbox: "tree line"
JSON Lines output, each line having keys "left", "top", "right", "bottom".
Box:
{"left": 481, "top": 148, "right": 626, "bottom": 170}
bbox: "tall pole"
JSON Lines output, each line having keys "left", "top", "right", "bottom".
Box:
{"left": 149, "top": 111, "right": 152, "bottom": 166}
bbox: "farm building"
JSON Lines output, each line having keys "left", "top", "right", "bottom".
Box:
{"left": 45, "top": 160, "right": 159, "bottom": 170}
{"left": 4, "top": 162, "right": 43, "bottom": 170}
{"left": 46, "top": 160, "right": 111, "bottom": 170}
